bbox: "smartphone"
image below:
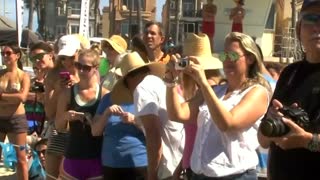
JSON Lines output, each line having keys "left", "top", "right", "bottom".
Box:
{"left": 59, "top": 71, "right": 71, "bottom": 80}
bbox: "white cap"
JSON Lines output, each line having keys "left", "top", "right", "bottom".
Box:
{"left": 58, "top": 35, "right": 81, "bottom": 56}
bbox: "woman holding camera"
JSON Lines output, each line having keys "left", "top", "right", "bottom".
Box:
{"left": 166, "top": 32, "right": 271, "bottom": 179}
{"left": 0, "top": 43, "right": 30, "bottom": 180}
{"left": 55, "top": 49, "right": 108, "bottom": 180}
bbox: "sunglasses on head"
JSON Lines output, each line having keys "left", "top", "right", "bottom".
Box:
{"left": 75, "top": 62, "right": 95, "bottom": 72}
{"left": 1, "top": 51, "right": 14, "bottom": 57}
{"left": 29, "top": 53, "right": 47, "bottom": 63}
{"left": 218, "top": 52, "right": 244, "bottom": 62}
{"left": 301, "top": 13, "right": 320, "bottom": 25}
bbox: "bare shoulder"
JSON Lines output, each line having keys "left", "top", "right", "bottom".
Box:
{"left": 45, "top": 69, "right": 60, "bottom": 86}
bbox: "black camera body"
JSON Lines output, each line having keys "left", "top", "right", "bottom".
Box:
{"left": 31, "top": 81, "right": 45, "bottom": 93}
{"left": 175, "top": 57, "right": 190, "bottom": 70}
{"left": 260, "top": 105, "right": 310, "bottom": 137}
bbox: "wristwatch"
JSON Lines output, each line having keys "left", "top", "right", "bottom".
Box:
{"left": 307, "top": 133, "right": 320, "bottom": 152}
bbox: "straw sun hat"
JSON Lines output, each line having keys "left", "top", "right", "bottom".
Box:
{"left": 101, "top": 35, "right": 127, "bottom": 54}
{"left": 183, "top": 33, "right": 222, "bottom": 70}
{"left": 111, "top": 52, "right": 165, "bottom": 104}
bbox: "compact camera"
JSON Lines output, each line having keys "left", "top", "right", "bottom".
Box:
{"left": 31, "top": 81, "right": 45, "bottom": 93}
{"left": 175, "top": 57, "right": 190, "bottom": 70}
{"left": 260, "top": 105, "right": 310, "bottom": 137}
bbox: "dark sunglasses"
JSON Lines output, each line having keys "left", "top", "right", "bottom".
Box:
{"left": 29, "top": 53, "right": 47, "bottom": 63}
{"left": 36, "top": 149, "right": 46, "bottom": 156}
{"left": 75, "top": 62, "right": 95, "bottom": 72}
{"left": 219, "top": 52, "right": 244, "bottom": 62}
{"left": 301, "top": 13, "right": 320, "bottom": 25}
{"left": 1, "top": 51, "right": 14, "bottom": 57}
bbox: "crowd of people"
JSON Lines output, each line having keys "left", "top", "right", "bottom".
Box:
{"left": 0, "top": 0, "right": 319, "bottom": 179}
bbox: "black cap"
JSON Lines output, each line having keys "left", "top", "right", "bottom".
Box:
{"left": 301, "top": 0, "right": 320, "bottom": 11}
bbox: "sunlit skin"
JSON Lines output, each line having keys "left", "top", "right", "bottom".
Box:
{"left": 0, "top": 46, "right": 30, "bottom": 180}
{"left": 30, "top": 49, "right": 54, "bottom": 70}
{"left": 143, "top": 24, "right": 165, "bottom": 61}
{"left": 223, "top": 41, "right": 253, "bottom": 86}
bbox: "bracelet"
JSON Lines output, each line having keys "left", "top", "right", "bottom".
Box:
{"left": 307, "top": 133, "right": 320, "bottom": 152}
{"left": 164, "top": 81, "right": 177, "bottom": 87}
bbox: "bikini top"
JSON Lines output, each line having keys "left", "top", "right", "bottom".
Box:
{"left": 0, "top": 70, "right": 23, "bottom": 93}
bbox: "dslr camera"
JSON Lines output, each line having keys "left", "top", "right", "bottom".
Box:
{"left": 175, "top": 57, "right": 190, "bottom": 70}
{"left": 260, "top": 105, "right": 310, "bottom": 137}
{"left": 31, "top": 81, "right": 45, "bottom": 93}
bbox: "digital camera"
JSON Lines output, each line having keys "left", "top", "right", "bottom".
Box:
{"left": 260, "top": 105, "right": 310, "bottom": 137}
{"left": 175, "top": 57, "right": 190, "bottom": 70}
{"left": 31, "top": 81, "right": 45, "bottom": 93}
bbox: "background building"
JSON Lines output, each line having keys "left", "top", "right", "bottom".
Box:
{"left": 44, "top": 0, "right": 101, "bottom": 40}
{"left": 102, "top": 0, "right": 157, "bottom": 38}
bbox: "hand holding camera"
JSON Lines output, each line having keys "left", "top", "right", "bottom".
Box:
{"left": 260, "top": 101, "right": 310, "bottom": 137}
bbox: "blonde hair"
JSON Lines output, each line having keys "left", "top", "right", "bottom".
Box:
{"left": 224, "top": 32, "right": 271, "bottom": 93}
{"left": 78, "top": 49, "right": 100, "bottom": 67}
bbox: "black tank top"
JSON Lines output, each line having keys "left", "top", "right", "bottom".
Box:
{"left": 64, "top": 84, "right": 103, "bottom": 159}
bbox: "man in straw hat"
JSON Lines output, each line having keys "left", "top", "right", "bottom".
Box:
{"left": 111, "top": 52, "right": 185, "bottom": 180}
{"left": 101, "top": 35, "right": 128, "bottom": 91}
{"left": 258, "top": 0, "right": 320, "bottom": 179}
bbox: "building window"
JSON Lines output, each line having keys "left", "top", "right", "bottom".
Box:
{"left": 184, "top": 23, "right": 195, "bottom": 33}
{"left": 121, "top": 22, "right": 129, "bottom": 35}
{"left": 122, "top": 0, "right": 145, "bottom": 11}
{"left": 71, "top": 25, "right": 79, "bottom": 34}
{"left": 170, "top": 1, "right": 176, "bottom": 10}
{"left": 265, "top": 2, "right": 276, "bottom": 30}
{"left": 70, "top": 2, "right": 81, "bottom": 15}
{"left": 183, "top": 2, "right": 194, "bottom": 11}
{"left": 57, "top": 1, "right": 66, "bottom": 16}
{"left": 56, "top": 25, "right": 66, "bottom": 35}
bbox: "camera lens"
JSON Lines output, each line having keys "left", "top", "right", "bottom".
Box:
{"left": 178, "top": 59, "right": 189, "bottom": 68}
{"left": 260, "top": 118, "right": 289, "bottom": 137}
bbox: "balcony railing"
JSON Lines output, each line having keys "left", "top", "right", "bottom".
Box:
{"left": 169, "top": 9, "right": 202, "bottom": 18}
{"left": 183, "top": 10, "right": 202, "bottom": 18}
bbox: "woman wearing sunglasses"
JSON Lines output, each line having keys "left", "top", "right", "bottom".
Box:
{"left": 166, "top": 32, "right": 271, "bottom": 179}
{"left": 55, "top": 49, "right": 108, "bottom": 180}
{"left": 0, "top": 43, "right": 30, "bottom": 180}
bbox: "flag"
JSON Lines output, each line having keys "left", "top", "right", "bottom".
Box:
{"left": 79, "top": 0, "right": 91, "bottom": 38}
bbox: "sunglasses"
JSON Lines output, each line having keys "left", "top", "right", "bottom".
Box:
{"left": 36, "top": 149, "right": 46, "bottom": 156}
{"left": 218, "top": 52, "right": 244, "bottom": 62}
{"left": 75, "top": 62, "right": 95, "bottom": 72}
{"left": 29, "top": 53, "right": 46, "bottom": 63}
{"left": 301, "top": 13, "right": 320, "bottom": 25}
{"left": 1, "top": 51, "right": 14, "bottom": 57}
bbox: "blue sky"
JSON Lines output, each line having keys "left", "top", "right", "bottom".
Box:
{"left": 3, "top": 0, "right": 166, "bottom": 30}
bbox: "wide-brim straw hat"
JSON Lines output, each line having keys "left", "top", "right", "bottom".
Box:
{"left": 183, "top": 33, "right": 222, "bottom": 70}
{"left": 101, "top": 35, "right": 127, "bottom": 54}
{"left": 111, "top": 51, "right": 165, "bottom": 104}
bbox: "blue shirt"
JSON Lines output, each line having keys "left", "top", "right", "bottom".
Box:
{"left": 96, "top": 93, "right": 147, "bottom": 168}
